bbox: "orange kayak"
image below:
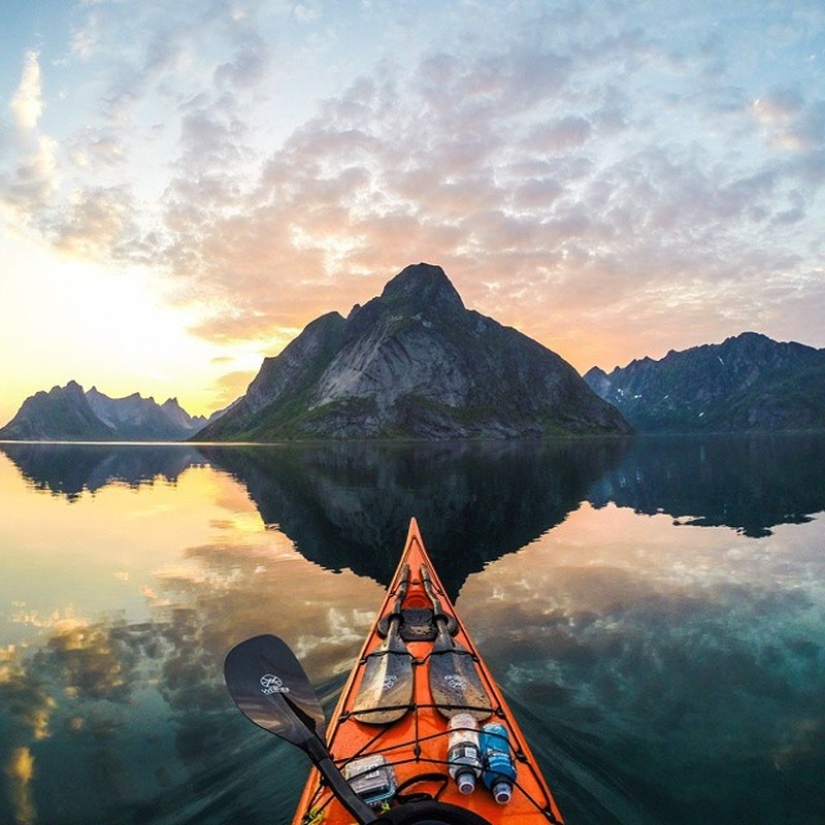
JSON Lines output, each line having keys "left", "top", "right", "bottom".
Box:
{"left": 292, "top": 518, "right": 566, "bottom": 825}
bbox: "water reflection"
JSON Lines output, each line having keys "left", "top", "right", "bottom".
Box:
{"left": 5, "top": 435, "right": 825, "bottom": 562}
{"left": 0, "top": 441, "right": 205, "bottom": 499}
{"left": 590, "top": 434, "right": 825, "bottom": 537}
{"left": 2, "top": 439, "right": 630, "bottom": 596}
{"left": 197, "top": 440, "right": 629, "bottom": 595}
{"left": 2, "top": 438, "right": 825, "bottom": 824}
{"left": 460, "top": 505, "right": 825, "bottom": 824}
{"left": 0, "top": 492, "right": 381, "bottom": 824}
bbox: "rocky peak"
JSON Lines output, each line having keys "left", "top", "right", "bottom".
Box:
{"left": 379, "top": 262, "right": 465, "bottom": 316}
{"left": 65, "top": 380, "right": 86, "bottom": 398}
{"left": 243, "top": 311, "right": 347, "bottom": 415}
{"left": 161, "top": 397, "right": 196, "bottom": 428}
{"left": 582, "top": 366, "right": 610, "bottom": 397}
{"left": 196, "top": 262, "right": 631, "bottom": 440}
{"left": 0, "top": 383, "right": 212, "bottom": 441}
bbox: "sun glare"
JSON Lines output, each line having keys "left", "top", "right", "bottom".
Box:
{"left": 1, "top": 234, "right": 245, "bottom": 420}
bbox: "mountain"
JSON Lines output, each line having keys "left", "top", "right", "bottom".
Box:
{"left": 196, "top": 262, "right": 632, "bottom": 441}
{"left": 0, "top": 382, "right": 215, "bottom": 441}
{"left": 584, "top": 332, "right": 825, "bottom": 432}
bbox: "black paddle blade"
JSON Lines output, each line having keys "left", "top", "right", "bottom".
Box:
{"left": 224, "top": 634, "right": 327, "bottom": 748}
{"left": 429, "top": 637, "right": 493, "bottom": 721}
{"left": 421, "top": 565, "right": 492, "bottom": 722}
{"left": 351, "top": 619, "right": 414, "bottom": 724}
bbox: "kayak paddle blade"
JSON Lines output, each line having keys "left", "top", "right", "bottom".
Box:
{"left": 225, "top": 634, "right": 378, "bottom": 824}
{"left": 224, "top": 633, "right": 327, "bottom": 747}
{"left": 421, "top": 565, "right": 492, "bottom": 721}
{"left": 351, "top": 618, "right": 414, "bottom": 724}
{"left": 429, "top": 643, "right": 493, "bottom": 721}
{"left": 352, "top": 565, "right": 414, "bottom": 725}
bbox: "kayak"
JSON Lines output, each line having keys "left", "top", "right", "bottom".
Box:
{"left": 290, "top": 518, "right": 566, "bottom": 825}
{"left": 223, "top": 519, "right": 565, "bottom": 824}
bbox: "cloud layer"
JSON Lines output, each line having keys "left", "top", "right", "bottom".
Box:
{"left": 2, "top": 1, "right": 824, "bottom": 385}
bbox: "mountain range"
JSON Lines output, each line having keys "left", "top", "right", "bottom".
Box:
{"left": 584, "top": 332, "right": 825, "bottom": 433}
{"left": 0, "top": 381, "right": 216, "bottom": 441}
{"left": 3, "top": 263, "right": 825, "bottom": 441}
{"left": 195, "top": 262, "right": 630, "bottom": 440}
{"left": 584, "top": 332, "right": 825, "bottom": 432}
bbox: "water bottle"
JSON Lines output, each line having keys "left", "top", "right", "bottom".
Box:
{"left": 447, "top": 712, "right": 482, "bottom": 794}
{"left": 480, "top": 721, "right": 516, "bottom": 804}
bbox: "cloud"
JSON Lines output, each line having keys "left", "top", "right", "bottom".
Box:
{"left": 753, "top": 87, "right": 804, "bottom": 124}
{"left": 38, "top": 620, "right": 139, "bottom": 702}
{"left": 526, "top": 116, "right": 593, "bottom": 152}
{"left": 0, "top": 135, "right": 62, "bottom": 225}
{"left": 3, "top": 1, "right": 825, "bottom": 374}
{"left": 213, "top": 20, "right": 271, "bottom": 90}
{"left": 143, "top": 24, "right": 823, "bottom": 366}
{"left": 36, "top": 185, "right": 139, "bottom": 261}
{"left": 67, "top": 129, "right": 127, "bottom": 170}
{"left": 10, "top": 51, "right": 43, "bottom": 133}
{"left": 1, "top": 51, "right": 63, "bottom": 226}
{"left": 210, "top": 369, "right": 257, "bottom": 409}
{"left": 0, "top": 647, "right": 56, "bottom": 825}
{"left": 4, "top": 747, "right": 36, "bottom": 825}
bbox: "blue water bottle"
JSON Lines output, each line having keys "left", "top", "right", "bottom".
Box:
{"left": 480, "top": 722, "right": 517, "bottom": 804}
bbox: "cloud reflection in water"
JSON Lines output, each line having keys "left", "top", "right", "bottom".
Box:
{"left": 1, "top": 438, "right": 824, "bottom": 823}
{"left": 461, "top": 503, "right": 825, "bottom": 823}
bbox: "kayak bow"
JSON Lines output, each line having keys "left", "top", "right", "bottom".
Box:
{"left": 291, "top": 518, "right": 565, "bottom": 825}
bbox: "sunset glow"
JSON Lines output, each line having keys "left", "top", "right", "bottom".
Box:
{"left": 2, "top": 2, "right": 824, "bottom": 425}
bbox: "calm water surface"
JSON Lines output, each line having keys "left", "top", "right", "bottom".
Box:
{"left": 1, "top": 436, "right": 824, "bottom": 825}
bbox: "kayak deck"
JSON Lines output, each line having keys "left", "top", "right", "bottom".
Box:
{"left": 292, "top": 519, "right": 565, "bottom": 824}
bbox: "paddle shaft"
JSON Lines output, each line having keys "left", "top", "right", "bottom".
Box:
{"left": 384, "top": 563, "right": 409, "bottom": 645}
{"left": 223, "top": 635, "right": 377, "bottom": 824}
{"left": 304, "top": 737, "right": 378, "bottom": 824}
{"left": 391, "top": 563, "right": 410, "bottom": 614}
{"left": 420, "top": 564, "right": 449, "bottom": 631}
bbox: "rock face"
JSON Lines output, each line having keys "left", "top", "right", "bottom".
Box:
{"left": 0, "top": 381, "right": 114, "bottom": 441}
{"left": 584, "top": 332, "right": 825, "bottom": 432}
{"left": 197, "top": 263, "right": 632, "bottom": 441}
{"left": 0, "top": 382, "right": 213, "bottom": 441}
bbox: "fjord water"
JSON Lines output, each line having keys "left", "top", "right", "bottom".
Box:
{"left": 1, "top": 437, "right": 824, "bottom": 825}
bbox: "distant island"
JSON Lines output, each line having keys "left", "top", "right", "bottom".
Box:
{"left": 0, "top": 382, "right": 219, "bottom": 442}
{"left": 3, "top": 264, "right": 825, "bottom": 442}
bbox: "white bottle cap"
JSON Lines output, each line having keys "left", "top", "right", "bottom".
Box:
{"left": 457, "top": 771, "right": 476, "bottom": 794}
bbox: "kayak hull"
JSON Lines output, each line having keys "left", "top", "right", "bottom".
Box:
{"left": 292, "top": 518, "right": 565, "bottom": 824}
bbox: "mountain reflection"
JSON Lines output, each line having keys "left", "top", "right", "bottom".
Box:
{"left": 197, "top": 440, "right": 629, "bottom": 596}
{"left": 589, "top": 434, "right": 825, "bottom": 537}
{"left": 4, "top": 434, "right": 825, "bottom": 572}
{"left": 0, "top": 442, "right": 205, "bottom": 498}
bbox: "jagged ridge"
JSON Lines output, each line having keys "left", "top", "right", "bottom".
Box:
{"left": 584, "top": 332, "right": 825, "bottom": 432}
{"left": 0, "top": 382, "right": 214, "bottom": 441}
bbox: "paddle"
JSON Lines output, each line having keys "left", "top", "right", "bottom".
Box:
{"left": 352, "top": 564, "right": 414, "bottom": 724}
{"left": 420, "top": 565, "right": 492, "bottom": 721}
{"left": 224, "top": 634, "right": 378, "bottom": 824}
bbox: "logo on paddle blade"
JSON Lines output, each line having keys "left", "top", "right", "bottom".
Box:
{"left": 260, "top": 673, "right": 290, "bottom": 695}
{"left": 383, "top": 674, "right": 398, "bottom": 690}
{"left": 444, "top": 673, "right": 468, "bottom": 691}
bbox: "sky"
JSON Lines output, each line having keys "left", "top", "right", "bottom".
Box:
{"left": 1, "top": 0, "right": 824, "bottom": 426}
